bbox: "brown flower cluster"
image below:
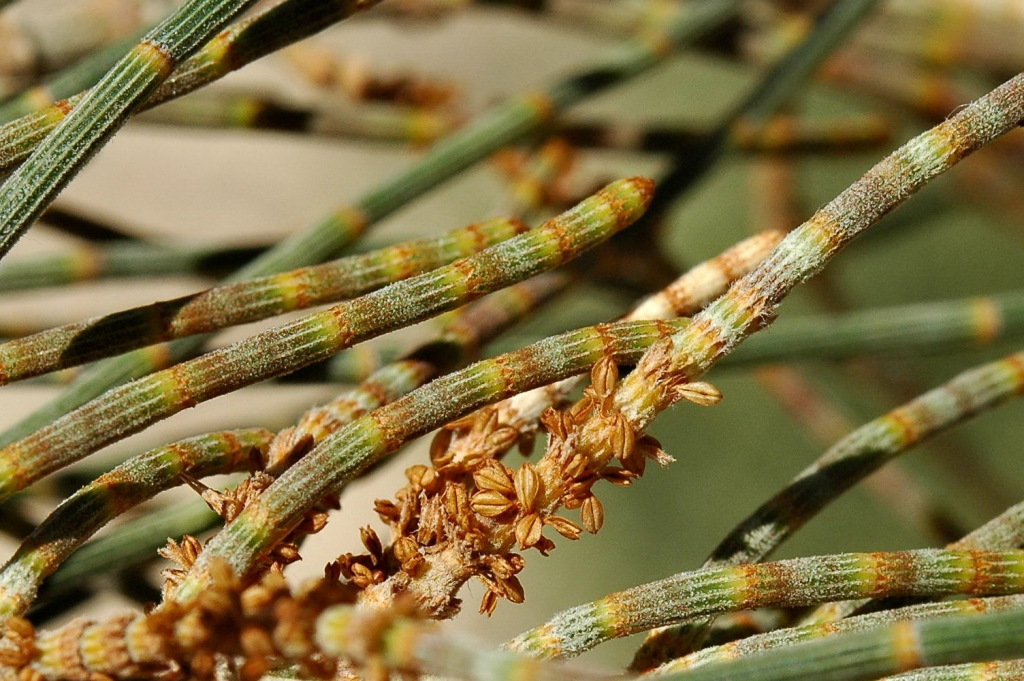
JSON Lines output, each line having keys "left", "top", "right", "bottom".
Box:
{"left": 339, "top": 355, "right": 687, "bottom": 618}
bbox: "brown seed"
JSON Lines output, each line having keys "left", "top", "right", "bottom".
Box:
{"left": 429, "top": 427, "right": 453, "bottom": 463}
{"left": 395, "top": 538, "right": 425, "bottom": 573}
{"left": 484, "top": 407, "right": 500, "bottom": 432}
{"left": 488, "top": 556, "right": 515, "bottom": 580}
{"left": 610, "top": 416, "right": 636, "bottom": 462}
{"left": 674, "top": 380, "right": 723, "bottom": 406}
{"left": 479, "top": 589, "right": 499, "bottom": 616}
{"left": 240, "top": 625, "right": 276, "bottom": 657}
{"left": 402, "top": 552, "right": 425, "bottom": 575}
{"left": 470, "top": 490, "right": 515, "bottom": 517}
{"left": 308, "top": 511, "right": 330, "bottom": 533}
{"left": 406, "top": 464, "right": 440, "bottom": 492}
{"left": 443, "top": 483, "right": 470, "bottom": 520}
{"left": 374, "top": 499, "right": 399, "bottom": 522}
{"left": 539, "top": 408, "right": 567, "bottom": 439}
{"left": 565, "top": 453, "right": 590, "bottom": 479}
{"left": 499, "top": 575, "right": 526, "bottom": 603}
{"left": 240, "top": 656, "right": 270, "bottom": 681}
{"left": 581, "top": 495, "right": 605, "bottom": 534}
{"left": 473, "top": 462, "right": 516, "bottom": 496}
{"left": 274, "top": 543, "right": 301, "bottom": 563}
{"left": 514, "top": 462, "right": 542, "bottom": 511}
{"left": 544, "top": 515, "right": 582, "bottom": 540}
{"left": 360, "top": 526, "right": 383, "bottom": 559}
{"left": 515, "top": 513, "right": 544, "bottom": 549}
{"left": 506, "top": 553, "right": 526, "bottom": 573}
{"left": 393, "top": 536, "right": 419, "bottom": 563}
{"left": 351, "top": 562, "right": 375, "bottom": 588}
{"left": 487, "top": 427, "right": 520, "bottom": 453}
{"left": 591, "top": 355, "right": 618, "bottom": 395}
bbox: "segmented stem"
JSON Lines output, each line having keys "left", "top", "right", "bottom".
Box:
{"left": 0, "top": 216, "right": 529, "bottom": 382}
{"left": 0, "top": 0, "right": 738, "bottom": 449}
{"left": 171, "top": 313, "right": 688, "bottom": 600}
{"left": 611, "top": 71, "right": 1024, "bottom": 430}
{"left": 633, "top": 349, "right": 1024, "bottom": 669}
{"left": 510, "top": 548, "right": 1024, "bottom": 658}
{"left": 655, "top": 593, "right": 1024, "bottom": 675}
{"left": 654, "top": 596, "right": 1024, "bottom": 675}
{"left": 0, "top": 429, "right": 272, "bottom": 618}
{"left": 266, "top": 272, "right": 569, "bottom": 472}
{"left": 0, "top": 178, "right": 652, "bottom": 502}
{"left": 658, "top": 605, "right": 1024, "bottom": 681}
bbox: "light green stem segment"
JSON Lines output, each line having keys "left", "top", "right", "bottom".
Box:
{"left": 510, "top": 548, "right": 1024, "bottom": 659}
{"left": 170, "top": 314, "right": 689, "bottom": 601}
{"left": 0, "top": 0, "right": 740, "bottom": 449}
{"left": 0, "top": 178, "right": 652, "bottom": 503}
{"left": 0, "top": 428, "right": 272, "bottom": 619}
{"left": 0, "top": 0, "right": 261, "bottom": 260}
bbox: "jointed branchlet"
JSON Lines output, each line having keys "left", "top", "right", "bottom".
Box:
{"left": 633, "top": 349, "right": 1024, "bottom": 669}
{"left": 0, "top": 178, "right": 653, "bottom": 505}
{"left": 0, "top": 215, "right": 531, "bottom": 383}
{"left": 0, "top": 428, "right": 273, "bottom": 619}
{"left": 5, "top": 3, "right": 1024, "bottom": 681}
{"left": 439, "top": 230, "right": 784, "bottom": 475}
{"left": 0, "top": 0, "right": 739, "bottom": 454}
